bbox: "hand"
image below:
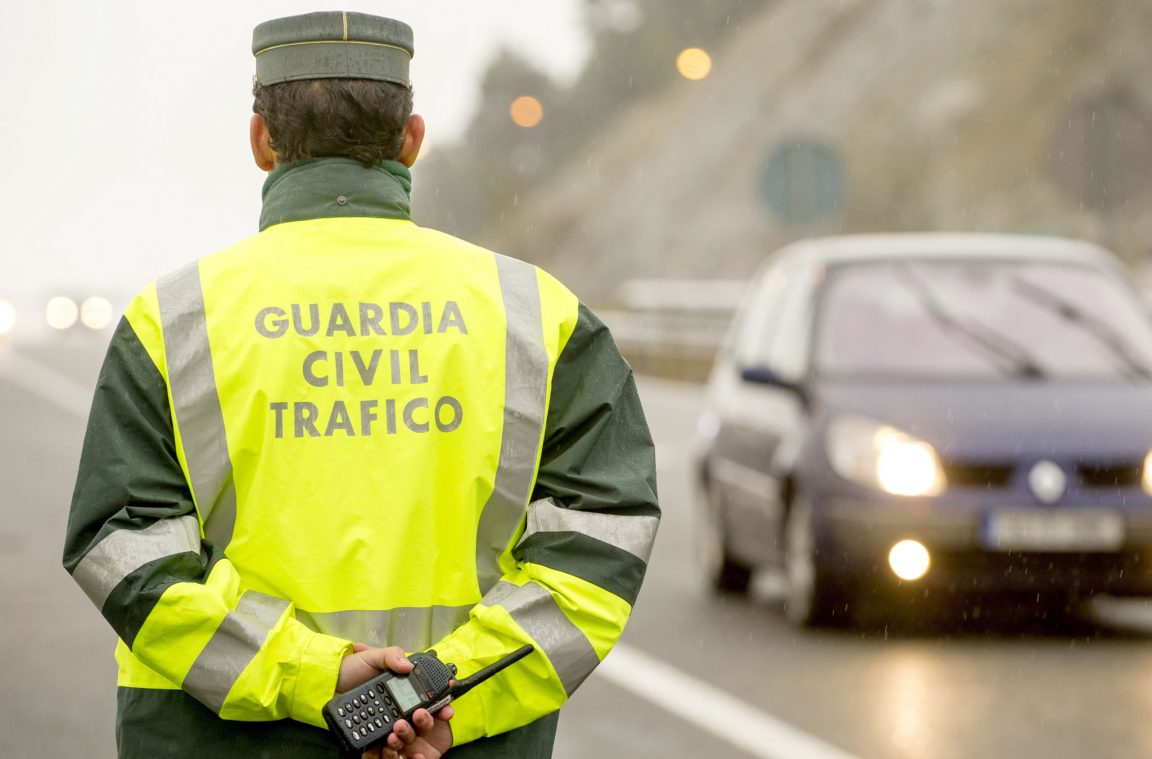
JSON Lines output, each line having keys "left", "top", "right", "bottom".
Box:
{"left": 363, "top": 705, "right": 454, "bottom": 759}
{"left": 337, "top": 642, "right": 412, "bottom": 694}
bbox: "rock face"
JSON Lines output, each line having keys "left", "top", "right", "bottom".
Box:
{"left": 476, "top": 0, "right": 1152, "bottom": 301}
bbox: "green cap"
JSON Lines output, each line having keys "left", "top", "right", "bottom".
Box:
{"left": 253, "top": 11, "right": 413, "bottom": 87}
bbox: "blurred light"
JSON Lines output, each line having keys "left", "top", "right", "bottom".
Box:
{"left": 1143, "top": 451, "right": 1152, "bottom": 494}
{"left": 46, "top": 296, "right": 79, "bottom": 330}
{"left": 676, "top": 48, "right": 712, "bottom": 80}
{"left": 876, "top": 435, "right": 945, "bottom": 497}
{"left": 888, "top": 540, "right": 930, "bottom": 581}
{"left": 509, "top": 96, "right": 544, "bottom": 128}
{"left": 828, "top": 416, "right": 946, "bottom": 496}
{"left": 0, "top": 299, "right": 15, "bottom": 335}
{"left": 81, "top": 297, "right": 115, "bottom": 330}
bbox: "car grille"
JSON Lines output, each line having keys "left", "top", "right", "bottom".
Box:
{"left": 940, "top": 460, "right": 1145, "bottom": 490}
{"left": 1077, "top": 462, "right": 1144, "bottom": 489}
{"left": 942, "top": 462, "right": 1014, "bottom": 489}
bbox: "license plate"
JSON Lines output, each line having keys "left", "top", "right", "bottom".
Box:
{"left": 984, "top": 509, "right": 1125, "bottom": 552}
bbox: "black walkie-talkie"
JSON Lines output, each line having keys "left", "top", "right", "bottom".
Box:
{"left": 323, "top": 644, "right": 534, "bottom": 754}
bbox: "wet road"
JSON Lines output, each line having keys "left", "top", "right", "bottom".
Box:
{"left": 4, "top": 336, "right": 1152, "bottom": 758}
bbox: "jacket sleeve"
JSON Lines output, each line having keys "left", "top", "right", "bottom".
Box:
{"left": 429, "top": 303, "right": 660, "bottom": 745}
{"left": 62, "top": 311, "right": 352, "bottom": 727}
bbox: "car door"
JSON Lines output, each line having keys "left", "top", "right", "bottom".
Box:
{"left": 710, "top": 261, "right": 818, "bottom": 565}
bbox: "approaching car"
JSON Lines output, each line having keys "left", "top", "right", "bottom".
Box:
{"left": 695, "top": 234, "right": 1152, "bottom": 626}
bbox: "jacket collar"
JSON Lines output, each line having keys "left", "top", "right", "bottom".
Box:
{"left": 259, "top": 157, "right": 412, "bottom": 231}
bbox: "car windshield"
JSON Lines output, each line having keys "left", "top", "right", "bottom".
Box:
{"left": 814, "top": 259, "right": 1152, "bottom": 380}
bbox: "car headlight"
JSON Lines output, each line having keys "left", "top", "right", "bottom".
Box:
{"left": 826, "top": 415, "right": 946, "bottom": 496}
{"left": 1143, "top": 452, "right": 1152, "bottom": 494}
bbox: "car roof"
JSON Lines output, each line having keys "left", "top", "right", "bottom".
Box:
{"left": 768, "top": 233, "right": 1119, "bottom": 270}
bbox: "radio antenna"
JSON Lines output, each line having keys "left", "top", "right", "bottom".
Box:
{"left": 448, "top": 645, "right": 534, "bottom": 699}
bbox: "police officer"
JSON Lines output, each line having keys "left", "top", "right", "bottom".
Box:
{"left": 63, "top": 11, "right": 659, "bottom": 759}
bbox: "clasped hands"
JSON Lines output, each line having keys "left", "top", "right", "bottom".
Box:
{"left": 337, "top": 643, "right": 455, "bottom": 759}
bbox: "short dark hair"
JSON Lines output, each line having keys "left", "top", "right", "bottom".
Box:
{"left": 252, "top": 78, "right": 413, "bottom": 166}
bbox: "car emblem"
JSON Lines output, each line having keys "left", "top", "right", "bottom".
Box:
{"left": 1028, "top": 460, "right": 1067, "bottom": 504}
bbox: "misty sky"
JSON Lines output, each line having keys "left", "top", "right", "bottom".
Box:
{"left": 0, "top": 2, "right": 587, "bottom": 301}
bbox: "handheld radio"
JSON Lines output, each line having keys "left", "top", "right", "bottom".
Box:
{"left": 323, "top": 644, "right": 534, "bottom": 753}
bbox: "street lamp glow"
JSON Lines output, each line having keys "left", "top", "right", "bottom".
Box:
{"left": 81, "top": 297, "right": 115, "bottom": 330}
{"left": 888, "top": 540, "right": 931, "bottom": 581}
{"left": 46, "top": 296, "right": 79, "bottom": 330}
{"left": 509, "top": 96, "right": 544, "bottom": 128}
{"left": 0, "top": 299, "right": 15, "bottom": 335}
{"left": 676, "top": 47, "right": 712, "bottom": 80}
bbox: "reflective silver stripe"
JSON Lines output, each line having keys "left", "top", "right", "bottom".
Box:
{"left": 475, "top": 256, "right": 550, "bottom": 592}
{"left": 157, "top": 263, "right": 237, "bottom": 547}
{"left": 297, "top": 605, "right": 473, "bottom": 652}
{"left": 481, "top": 581, "right": 599, "bottom": 696}
{"left": 183, "top": 591, "right": 290, "bottom": 713}
{"left": 519, "top": 498, "right": 659, "bottom": 564}
{"left": 72, "top": 516, "right": 201, "bottom": 610}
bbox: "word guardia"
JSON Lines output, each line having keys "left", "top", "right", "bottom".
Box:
{"left": 255, "top": 301, "right": 467, "bottom": 338}
{"left": 256, "top": 301, "right": 469, "bottom": 439}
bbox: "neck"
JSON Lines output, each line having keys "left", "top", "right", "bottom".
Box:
{"left": 259, "top": 157, "right": 413, "bottom": 231}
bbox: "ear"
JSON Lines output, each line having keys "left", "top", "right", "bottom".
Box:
{"left": 250, "top": 114, "right": 277, "bottom": 171}
{"left": 397, "top": 114, "right": 425, "bottom": 168}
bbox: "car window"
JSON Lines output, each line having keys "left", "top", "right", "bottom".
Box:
{"left": 742, "top": 263, "right": 820, "bottom": 380}
{"left": 814, "top": 260, "right": 1152, "bottom": 380}
{"left": 730, "top": 266, "right": 787, "bottom": 366}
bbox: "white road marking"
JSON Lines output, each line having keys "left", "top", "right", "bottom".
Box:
{"left": 0, "top": 348, "right": 93, "bottom": 419}
{"left": 599, "top": 643, "right": 860, "bottom": 759}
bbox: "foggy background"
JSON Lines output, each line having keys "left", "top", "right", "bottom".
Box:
{"left": 0, "top": 0, "right": 588, "bottom": 302}
{"left": 7, "top": 0, "right": 1148, "bottom": 319}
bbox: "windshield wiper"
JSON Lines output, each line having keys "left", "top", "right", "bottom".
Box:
{"left": 1012, "top": 275, "right": 1152, "bottom": 381}
{"left": 899, "top": 265, "right": 1046, "bottom": 379}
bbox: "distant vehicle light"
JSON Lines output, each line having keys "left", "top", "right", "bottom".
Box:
{"left": 509, "top": 96, "right": 544, "bottom": 128}
{"left": 0, "top": 299, "right": 15, "bottom": 335}
{"left": 46, "top": 296, "right": 79, "bottom": 330}
{"left": 676, "top": 47, "right": 712, "bottom": 81}
{"left": 80, "top": 297, "right": 115, "bottom": 330}
{"left": 888, "top": 540, "right": 931, "bottom": 581}
{"left": 1143, "top": 451, "right": 1152, "bottom": 494}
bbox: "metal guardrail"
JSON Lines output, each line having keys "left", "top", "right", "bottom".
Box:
{"left": 600, "top": 279, "right": 746, "bottom": 382}
{"left": 600, "top": 308, "right": 731, "bottom": 383}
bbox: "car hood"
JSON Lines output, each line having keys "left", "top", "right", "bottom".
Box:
{"left": 817, "top": 381, "right": 1152, "bottom": 460}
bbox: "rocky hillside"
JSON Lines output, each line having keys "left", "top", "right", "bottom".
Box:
{"left": 467, "top": 0, "right": 1152, "bottom": 301}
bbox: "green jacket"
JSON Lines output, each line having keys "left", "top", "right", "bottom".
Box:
{"left": 64, "top": 158, "right": 659, "bottom": 758}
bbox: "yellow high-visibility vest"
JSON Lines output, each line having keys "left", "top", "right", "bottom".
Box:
{"left": 67, "top": 159, "right": 658, "bottom": 752}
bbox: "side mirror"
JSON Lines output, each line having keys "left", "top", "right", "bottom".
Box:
{"left": 739, "top": 364, "right": 786, "bottom": 385}
{"left": 739, "top": 365, "right": 809, "bottom": 404}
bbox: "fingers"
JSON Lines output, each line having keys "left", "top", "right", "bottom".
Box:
{"left": 353, "top": 642, "right": 371, "bottom": 653}
{"left": 356, "top": 645, "right": 412, "bottom": 674}
{"left": 433, "top": 705, "right": 454, "bottom": 722}
{"left": 387, "top": 719, "right": 416, "bottom": 751}
{"left": 382, "top": 646, "right": 413, "bottom": 674}
{"left": 410, "top": 708, "right": 434, "bottom": 735}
